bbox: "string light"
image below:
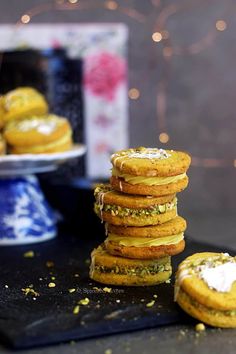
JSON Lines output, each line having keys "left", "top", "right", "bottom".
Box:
{"left": 105, "top": 1, "right": 118, "bottom": 10}
{"left": 163, "top": 47, "right": 173, "bottom": 58}
{"left": 128, "top": 88, "right": 140, "bottom": 100}
{"left": 215, "top": 20, "right": 227, "bottom": 31}
{"left": 159, "top": 132, "right": 169, "bottom": 143}
{"left": 21, "top": 14, "right": 31, "bottom": 24}
{"left": 12, "top": 1, "right": 231, "bottom": 168}
{"left": 152, "top": 32, "right": 162, "bottom": 42}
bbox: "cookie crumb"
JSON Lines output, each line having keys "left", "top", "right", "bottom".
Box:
{"left": 74, "top": 273, "right": 80, "bottom": 277}
{"left": 4, "top": 285, "right": 9, "bottom": 289}
{"left": 153, "top": 294, "right": 158, "bottom": 298}
{"left": 195, "top": 323, "right": 205, "bottom": 332}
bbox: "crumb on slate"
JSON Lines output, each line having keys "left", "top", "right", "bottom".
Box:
{"left": 48, "top": 282, "right": 56, "bottom": 288}
{"left": 195, "top": 323, "right": 206, "bottom": 332}
{"left": 23, "top": 250, "right": 35, "bottom": 258}
{"left": 78, "top": 298, "right": 90, "bottom": 305}
{"left": 73, "top": 305, "right": 80, "bottom": 315}
{"left": 146, "top": 300, "right": 155, "bottom": 308}
{"left": 103, "top": 287, "right": 112, "bottom": 293}
{"left": 22, "top": 287, "right": 39, "bottom": 297}
{"left": 68, "top": 288, "right": 76, "bottom": 293}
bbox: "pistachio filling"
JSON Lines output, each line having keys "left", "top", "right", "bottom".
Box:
{"left": 112, "top": 167, "right": 186, "bottom": 186}
{"left": 92, "top": 263, "right": 172, "bottom": 277}
{"left": 106, "top": 232, "right": 184, "bottom": 247}
{"left": 179, "top": 287, "right": 236, "bottom": 318}
{"left": 94, "top": 197, "right": 177, "bottom": 218}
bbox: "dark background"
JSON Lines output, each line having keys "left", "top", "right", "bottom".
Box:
{"left": 0, "top": 0, "right": 236, "bottom": 242}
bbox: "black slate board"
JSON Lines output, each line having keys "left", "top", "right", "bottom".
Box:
{"left": 0, "top": 227, "right": 231, "bottom": 349}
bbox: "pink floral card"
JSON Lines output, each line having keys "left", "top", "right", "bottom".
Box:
{"left": 0, "top": 24, "right": 129, "bottom": 178}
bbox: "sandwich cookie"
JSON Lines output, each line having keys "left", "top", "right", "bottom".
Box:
{"left": 110, "top": 147, "right": 191, "bottom": 196}
{"left": 1, "top": 87, "right": 48, "bottom": 122}
{"left": 90, "top": 244, "right": 172, "bottom": 286}
{"left": 94, "top": 184, "right": 177, "bottom": 227}
{"left": 4, "top": 114, "right": 73, "bottom": 154}
{"left": 175, "top": 252, "right": 236, "bottom": 328}
{"left": 105, "top": 216, "right": 186, "bottom": 259}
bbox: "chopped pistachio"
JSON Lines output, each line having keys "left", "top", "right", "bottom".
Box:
{"left": 105, "top": 349, "right": 112, "bottom": 354}
{"left": 73, "top": 305, "right": 80, "bottom": 315}
{"left": 146, "top": 300, "right": 155, "bottom": 308}
{"left": 103, "top": 287, "right": 112, "bottom": 293}
{"left": 195, "top": 323, "right": 206, "bottom": 332}
{"left": 78, "top": 298, "right": 90, "bottom": 305}
{"left": 22, "top": 287, "right": 39, "bottom": 297}
{"left": 68, "top": 288, "right": 76, "bottom": 293}
{"left": 48, "top": 282, "right": 56, "bottom": 288}
{"left": 23, "top": 250, "right": 35, "bottom": 258}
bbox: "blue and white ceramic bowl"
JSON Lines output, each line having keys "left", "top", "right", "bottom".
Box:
{"left": 0, "top": 176, "right": 57, "bottom": 245}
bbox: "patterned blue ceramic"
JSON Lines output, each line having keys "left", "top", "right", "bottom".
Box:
{"left": 0, "top": 175, "right": 56, "bottom": 245}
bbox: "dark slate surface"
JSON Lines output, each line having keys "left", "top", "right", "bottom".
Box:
{"left": 0, "top": 226, "right": 231, "bottom": 349}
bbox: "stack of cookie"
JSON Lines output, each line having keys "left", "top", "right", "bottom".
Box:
{"left": 90, "top": 147, "right": 191, "bottom": 286}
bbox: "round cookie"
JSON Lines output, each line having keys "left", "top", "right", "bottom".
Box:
{"left": 90, "top": 244, "right": 172, "bottom": 286}
{"left": 4, "top": 114, "right": 73, "bottom": 154}
{"left": 175, "top": 252, "right": 236, "bottom": 328}
{"left": 110, "top": 147, "right": 191, "bottom": 196}
{"left": 94, "top": 184, "right": 177, "bottom": 227}
{"left": 1, "top": 87, "right": 48, "bottom": 123}
{"left": 105, "top": 216, "right": 186, "bottom": 259}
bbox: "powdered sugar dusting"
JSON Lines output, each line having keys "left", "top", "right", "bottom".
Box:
{"left": 17, "top": 118, "right": 57, "bottom": 135}
{"left": 127, "top": 148, "right": 170, "bottom": 160}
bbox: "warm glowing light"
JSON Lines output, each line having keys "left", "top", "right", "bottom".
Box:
{"left": 163, "top": 47, "right": 173, "bottom": 58}
{"left": 128, "top": 88, "right": 140, "bottom": 100}
{"left": 105, "top": 1, "right": 118, "bottom": 10}
{"left": 21, "top": 14, "right": 30, "bottom": 24}
{"left": 234, "top": 160, "right": 236, "bottom": 168}
{"left": 159, "top": 132, "right": 169, "bottom": 143}
{"left": 216, "top": 20, "right": 227, "bottom": 31}
{"left": 68, "top": 0, "right": 78, "bottom": 3}
{"left": 152, "top": 32, "right": 162, "bottom": 42}
{"left": 161, "top": 30, "right": 169, "bottom": 39}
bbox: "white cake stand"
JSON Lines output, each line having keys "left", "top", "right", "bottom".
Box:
{"left": 0, "top": 144, "right": 86, "bottom": 245}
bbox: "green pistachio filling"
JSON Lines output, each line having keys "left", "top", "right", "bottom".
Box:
{"left": 94, "top": 198, "right": 177, "bottom": 217}
{"left": 93, "top": 263, "right": 172, "bottom": 277}
{"left": 179, "top": 288, "right": 236, "bottom": 317}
